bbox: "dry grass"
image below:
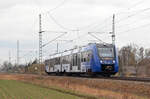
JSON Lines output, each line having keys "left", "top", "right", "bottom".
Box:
{"left": 0, "top": 73, "right": 149, "bottom": 99}
{"left": 0, "top": 80, "right": 86, "bottom": 99}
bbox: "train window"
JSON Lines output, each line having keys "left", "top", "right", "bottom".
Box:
{"left": 68, "top": 55, "right": 71, "bottom": 64}
{"left": 73, "top": 55, "right": 75, "bottom": 66}
{"left": 49, "top": 58, "right": 55, "bottom": 67}
{"left": 81, "top": 52, "right": 86, "bottom": 62}
{"left": 62, "top": 56, "right": 65, "bottom": 64}
{"left": 71, "top": 54, "right": 78, "bottom": 66}
{"left": 81, "top": 56, "right": 83, "bottom": 62}
{"left": 81, "top": 51, "right": 92, "bottom": 62}
{"left": 54, "top": 58, "right": 56, "bottom": 65}
{"left": 98, "top": 48, "right": 114, "bottom": 58}
{"left": 70, "top": 55, "right": 73, "bottom": 70}
{"left": 71, "top": 54, "right": 74, "bottom": 66}
{"left": 81, "top": 52, "right": 83, "bottom": 62}
{"left": 87, "top": 50, "right": 92, "bottom": 62}
{"left": 55, "top": 57, "right": 60, "bottom": 65}
{"left": 65, "top": 56, "right": 68, "bottom": 64}
{"left": 84, "top": 58, "right": 86, "bottom": 62}
{"left": 73, "top": 54, "right": 77, "bottom": 66}
{"left": 77, "top": 53, "right": 81, "bottom": 70}
{"left": 62, "top": 55, "right": 70, "bottom": 64}
{"left": 76, "top": 54, "right": 78, "bottom": 66}
{"left": 45, "top": 60, "right": 48, "bottom": 65}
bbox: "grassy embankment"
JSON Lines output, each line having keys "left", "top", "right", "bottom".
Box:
{"left": 0, "top": 74, "right": 149, "bottom": 99}
{"left": 0, "top": 80, "right": 96, "bottom": 99}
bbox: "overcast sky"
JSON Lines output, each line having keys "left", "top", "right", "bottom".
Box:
{"left": 0, "top": 0, "right": 150, "bottom": 64}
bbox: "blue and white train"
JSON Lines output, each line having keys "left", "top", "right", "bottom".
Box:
{"left": 45, "top": 43, "right": 119, "bottom": 76}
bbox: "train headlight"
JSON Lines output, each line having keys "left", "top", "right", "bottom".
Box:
{"left": 100, "top": 60, "right": 103, "bottom": 63}
{"left": 113, "top": 60, "right": 115, "bottom": 63}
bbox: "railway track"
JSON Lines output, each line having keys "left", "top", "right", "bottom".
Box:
{"left": 3, "top": 72, "right": 150, "bottom": 83}
{"left": 84, "top": 76, "right": 150, "bottom": 83}
{"left": 45, "top": 74, "right": 150, "bottom": 83}
{"left": 105, "top": 76, "right": 150, "bottom": 82}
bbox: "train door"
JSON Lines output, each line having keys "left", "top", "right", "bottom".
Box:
{"left": 54, "top": 57, "right": 61, "bottom": 72}
{"left": 77, "top": 53, "right": 81, "bottom": 70}
{"left": 60, "top": 56, "right": 63, "bottom": 72}
{"left": 70, "top": 54, "right": 73, "bottom": 71}
{"left": 71, "top": 53, "right": 78, "bottom": 72}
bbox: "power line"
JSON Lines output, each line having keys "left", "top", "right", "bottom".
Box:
{"left": 71, "top": 33, "right": 88, "bottom": 41}
{"left": 119, "top": 22, "right": 150, "bottom": 33}
{"left": 34, "top": 0, "right": 76, "bottom": 31}
{"left": 21, "top": 51, "right": 33, "bottom": 58}
{"left": 34, "top": 0, "right": 67, "bottom": 14}
{"left": 116, "top": 7, "right": 150, "bottom": 24}
{"left": 42, "top": 32, "right": 67, "bottom": 47}
{"left": 44, "top": 30, "right": 67, "bottom": 33}
{"left": 128, "top": 0, "right": 146, "bottom": 10}
{"left": 17, "top": 40, "right": 19, "bottom": 66}
{"left": 88, "top": 32, "right": 107, "bottom": 44}
{"left": 115, "top": 8, "right": 150, "bottom": 29}
{"left": 36, "top": 0, "right": 115, "bottom": 33}
{"left": 78, "top": 16, "right": 112, "bottom": 31}
{"left": 47, "top": 0, "right": 67, "bottom": 13}
{"left": 71, "top": 31, "right": 110, "bottom": 44}
{"left": 47, "top": 13, "right": 75, "bottom": 31}
{"left": 42, "top": 40, "right": 73, "bottom": 56}
{"left": 116, "top": 19, "right": 138, "bottom": 28}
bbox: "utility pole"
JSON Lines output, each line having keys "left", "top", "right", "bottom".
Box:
{"left": 56, "top": 42, "right": 59, "bottom": 53}
{"left": 17, "top": 40, "right": 19, "bottom": 66}
{"left": 9, "top": 50, "right": 11, "bottom": 64}
{"left": 112, "top": 14, "right": 115, "bottom": 45}
{"left": 55, "top": 40, "right": 73, "bottom": 53}
{"left": 39, "top": 14, "right": 45, "bottom": 75}
{"left": 76, "top": 28, "right": 79, "bottom": 46}
{"left": 35, "top": 50, "right": 38, "bottom": 60}
{"left": 39, "top": 14, "right": 43, "bottom": 64}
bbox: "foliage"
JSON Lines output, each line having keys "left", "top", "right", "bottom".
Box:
{"left": 118, "top": 43, "right": 150, "bottom": 76}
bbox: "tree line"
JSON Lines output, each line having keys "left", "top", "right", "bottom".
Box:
{"left": 1, "top": 44, "right": 150, "bottom": 76}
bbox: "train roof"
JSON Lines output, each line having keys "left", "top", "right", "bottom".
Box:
{"left": 95, "top": 43, "right": 114, "bottom": 47}
{"left": 47, "top": 43, "right": 114, "bottom": 59}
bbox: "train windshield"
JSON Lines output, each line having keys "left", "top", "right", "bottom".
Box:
{"left": 98, "top": 47, "right": 114, "bottom": 58}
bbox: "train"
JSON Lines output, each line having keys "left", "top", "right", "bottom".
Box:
{"left": 44, "top": 43, "right": 119, "bottom": 77}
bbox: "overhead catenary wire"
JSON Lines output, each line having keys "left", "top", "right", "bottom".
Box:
{"left": 113, "top": 8, "right": 150, "bottom": 33}
{"left": 34, "top": 0, "right": 67, "bottom": 14}
{"left": 116, "top": 7, "right": 150, "bottom": 24}
{"left": 43, "top": 30, "right": 67, "bottom": 33}
{"left": 34, "top": 0, "right": 150, "bottom": 34}
{"left": 36, "top": 0, "right": 150, "bottom": 50}
{"left": 128, "top": 0, "right": 146, "bottom": 10}
{"left": 42, "top": 1, "right": 118, "bottom": 35}
{"left": 78, "top": 16, "right": 112, "bottom": 31}
{"left": 47, "top": 0, "right": 68, "bottom": 13}
{"left": 21, "top": 51, "right": 33, "bottom": 58}
{"left": 43, "top": 40, "right": 73, "bottom": 56}
{"left": 119, "top": 22, "right": 150, "bottom": 33}
{"left": 88, "top": 32, "right": 109, "bottom": 44}
{"left": 42, "top": 32, "right": 67, "bottom": 47}
{"left": 47, "top": 12, "right": 75, "bottom": 31}
{"left": 19, "top": 50, "right": 37, "bottom": 64}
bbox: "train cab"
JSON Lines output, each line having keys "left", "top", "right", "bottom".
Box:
{"left": 95, "top": 44, "right": 119, "bottom": 75}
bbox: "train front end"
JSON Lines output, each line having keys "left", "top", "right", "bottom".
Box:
{"left": 96, "top": 44, "right": 119, "bottom": 76}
